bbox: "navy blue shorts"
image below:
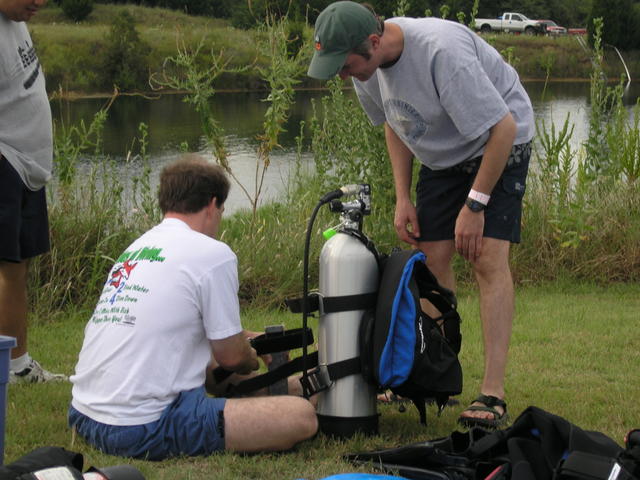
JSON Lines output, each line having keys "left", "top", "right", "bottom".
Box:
{"left": 0, "top": 156, "right": 50, "bottom": 262}
{"left": 415, "top": 143, "right": 531, "bottom": 243}
{"left": 68, "top": 387, "right": 227, "bottom": 460}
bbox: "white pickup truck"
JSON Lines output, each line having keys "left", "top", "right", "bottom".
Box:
{"left": 474, "top": 13, "right": 546, "bottom": 35}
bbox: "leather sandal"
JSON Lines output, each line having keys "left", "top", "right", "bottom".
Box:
{"left": 457, "top": 394, "right": 508, "bottom": 429}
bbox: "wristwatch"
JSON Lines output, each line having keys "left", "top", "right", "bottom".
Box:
{"left": 465, "top": 197, "right": 487, "bottom": 213}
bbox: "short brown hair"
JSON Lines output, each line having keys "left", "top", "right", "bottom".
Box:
{"left": 158, "top": 154, "right": 230, "bottom": 215}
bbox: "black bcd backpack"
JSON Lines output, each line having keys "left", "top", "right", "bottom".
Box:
{"left": 359, "top": 248, "right": 463, "bottom": 425}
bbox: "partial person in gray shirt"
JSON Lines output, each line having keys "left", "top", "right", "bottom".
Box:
{"left": 0, "top": 0, "right": 67, "bottom": 383}
{"left": 307, "top": 1, "right": 535, "bottom": 429}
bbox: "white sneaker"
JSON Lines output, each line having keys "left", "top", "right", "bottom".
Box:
{"left": 9, "top": 358, "right": 68, "bottom": 384}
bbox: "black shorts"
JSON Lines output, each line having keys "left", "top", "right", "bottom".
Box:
{"left": 0, "top": 156, "right": 50, "bottom": 262}
{"left": 415, "top": 142, "right": 531, "bottom": 243}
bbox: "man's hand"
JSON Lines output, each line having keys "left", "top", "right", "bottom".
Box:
{"left": 394, "top": 198, "right": 420, "bottom": 246}
{"left": 243, "top": 330, "right": 273, "bottom": 366}
{"left": 454, "top": 205, "right": 485, "bottom": 261}
{"left": 211, "top": 331, "right": 260, "bottom": 376}
{"left": 234, "top": 346, "right": 260, "bottom": 375}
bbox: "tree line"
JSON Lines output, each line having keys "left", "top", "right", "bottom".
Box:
{"left": 58, "top": 0, "right": 640, "bottom": 50}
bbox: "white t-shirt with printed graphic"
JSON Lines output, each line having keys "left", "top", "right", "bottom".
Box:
{"left": 0, "top": 14, "right": 52, "bottom": 190}
{"left": 353, "top": 17, "right": 534, "bottom": 170}
{"left": 71, "top": 218, "right": 243, "bottom": 426}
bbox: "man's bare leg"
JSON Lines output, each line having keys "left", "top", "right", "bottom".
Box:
{"left": 420, "top": 239, "right": 512, "bottom": 422}
{"left": 0, "top": 260, "right": 29, "bottom": 359}
{"left": 224, "top": 396, "right": 318, "bottom": 452}
{"left": 459, "top": 238, "right": 512, "bottom": 421}
{"left": 1, "top": 260, "right": 66, "bottom": 382}
{"left": 418, "top": 240, "right": 456, "bottom": 319}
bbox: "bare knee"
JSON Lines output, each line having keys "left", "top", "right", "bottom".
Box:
{"left": 0, "top": 260, "right": 29, "bottom": 286}
{"left": 224, "top": 396, "right": 317, "bottom": 452}
{"left": 419, "top": 241, "right": 455, "bottom": 284}
{"left": 294, "top": 397, "right": 318, "bottom": 440}
{"left": 270, "top": 397, "right": 317, "bottom": 450}
{"left": 472, "top": 239, "right": 512, "bottom": 283}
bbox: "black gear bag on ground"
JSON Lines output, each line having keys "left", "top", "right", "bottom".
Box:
{"left": 0, "top": 447, "right": 83, "bottom": 480}
{"left": 346, "top": 406, "right": 640, "bottom": 480}
{"left": 0, "top": 446, "right": 145, "bottom": 480}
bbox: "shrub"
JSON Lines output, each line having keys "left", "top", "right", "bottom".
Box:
{"left": 100, "top": 10, "right": 151, "bottom": 91}
{"left": 61, "top": 0, "right": 93, "bottom": 22}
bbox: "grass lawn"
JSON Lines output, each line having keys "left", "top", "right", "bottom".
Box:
{"left": 5, "top": 282, "right": 640, "bottom": 479}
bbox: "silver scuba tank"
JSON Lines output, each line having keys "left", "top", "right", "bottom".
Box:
{"left": 315, "top": 185, "right": 379, "bottom": 437}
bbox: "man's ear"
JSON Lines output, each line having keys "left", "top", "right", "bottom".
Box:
{"left": 206, "top": 196, "right": 218, "bottom": 215}
{"left": 369, "top": 33, "right": 381, "bottom": 49}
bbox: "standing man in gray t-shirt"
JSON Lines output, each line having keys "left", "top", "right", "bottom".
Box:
{"left": 308, "top": 1, "right": 535, "bottom": 429}
{"left": 0, "top": 0, "right": 67, "bottom": 383}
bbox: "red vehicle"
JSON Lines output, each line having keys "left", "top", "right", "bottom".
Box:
{"left": 537, "top": 19, "right": 567, "bottom": 36}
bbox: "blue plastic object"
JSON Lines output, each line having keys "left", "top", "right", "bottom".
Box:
{"left": 301, "top": 474, "right": 407, "bottom": 480}
{"left": 0, "top": 336, "right": 16, "bottom": 465}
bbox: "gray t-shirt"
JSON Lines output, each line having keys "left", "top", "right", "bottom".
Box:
{"left": 0, "top": 14, "right": 52, "bottom": 190}
{"left": 354, "top": 17, "right": 534, "bottom": 170}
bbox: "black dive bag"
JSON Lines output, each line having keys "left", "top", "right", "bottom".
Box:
{"left": 360, "top": 249, "right": 463, "bottom": 425}
{"left": 346, "top": 406, "right": 640, "bottom": 480}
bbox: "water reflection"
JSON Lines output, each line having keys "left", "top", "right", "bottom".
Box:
{"left": 50, "top": 82, "right": 640, "bottom": 212}
{"left": 51, "top": 91, "right": 324, "bottom": 157}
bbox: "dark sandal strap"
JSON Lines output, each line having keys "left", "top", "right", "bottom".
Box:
{"left": 465, "top": 405, "right": 502, "bottom": 415}
{"left": 474, "top": 394, "right": 507, "bottom": 413}
{"left": 458, "top": 394, "right": 509, "bottom": 429}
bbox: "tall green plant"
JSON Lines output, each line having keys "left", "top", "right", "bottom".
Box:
{"left": 584, "top": 17, "right": 637, "bottom": 182}
{"left": 439, "top": 4, "right": 450, "bottom": 19}
{"left": 150, "top": 38, "right": 250, "bottom": 195}
{"left": 53, "top": 108, "right": 106, "bottom": 191}
{"left": 253, "top": 15, "right": 309, "bottom": 215}
{"left": 469, "top": 0, "right": 479, "bottom": 29}
{"left": 152, "top": 19, "right": 308, "bottom": 217}
{"left": 393, "top": 0, "right": 410, "bottom": 17}
{"left": 129, "top": 123, "right": 159, "bottom": 221}
{"left": 605, "top": 99, "right": 640, "bottom": 184}
{"left": 533, "top": 114, "right": 594, "bottom": 250}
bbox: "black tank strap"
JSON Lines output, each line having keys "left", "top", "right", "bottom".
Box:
{"left": 250, "top": 327, "right": 314, "bottom": 355}
{"left": 286, "top": 292, "right": 377, "bottom": 315}
{"left": 228, "top": 352, "right": 319, "bottom": 396}
{"left": 227, "top": 354, "right": 363, "bottom": 398}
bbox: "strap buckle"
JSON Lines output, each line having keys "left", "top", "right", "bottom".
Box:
{"left": 300, "top": 364, "right": 331, "bottom": 398}
{"left": 285, "top": 291, "right": 322, "bottom": 315}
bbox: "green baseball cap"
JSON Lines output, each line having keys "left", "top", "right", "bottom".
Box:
{"left": 307, "top": 1, "right": 378, "bottom": 80}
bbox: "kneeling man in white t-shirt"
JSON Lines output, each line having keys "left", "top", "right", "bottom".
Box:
{"left": 69, "top": 155, "right": 317, "bottom": 460}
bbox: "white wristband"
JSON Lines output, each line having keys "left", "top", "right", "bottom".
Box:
{"left": 468, "top": 189, "right": 490, "bottom": 206}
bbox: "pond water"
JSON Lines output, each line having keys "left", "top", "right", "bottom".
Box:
{"left": 50, "top": 81, "right": 640, "bottom": 213}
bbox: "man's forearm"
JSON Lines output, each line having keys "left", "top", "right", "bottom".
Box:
{"left": 472, "top": 112, "right": 517, "bottom": 196}
{"left": 211, "top": 331, "right": 259, "bottom": 376}
{"left": 230, "top": 340, "right": 259, "bottom": 375}
{"left": 385, "top": 123, "right": 414, "bottom": 201}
